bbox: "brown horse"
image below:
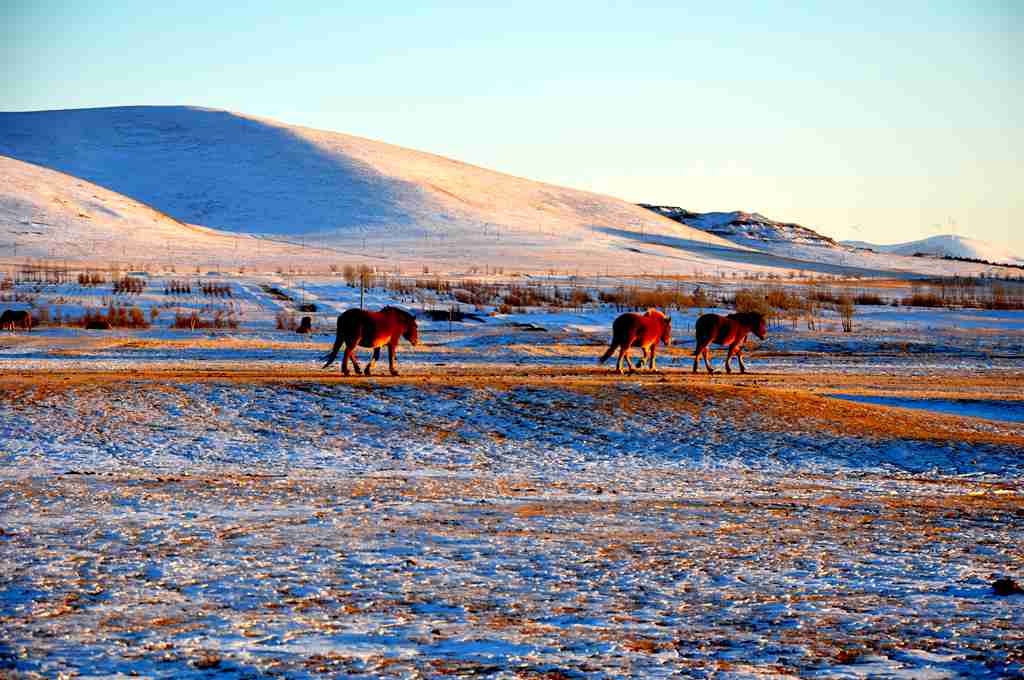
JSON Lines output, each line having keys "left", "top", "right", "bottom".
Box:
{"left": 322, "top": 306, "right": 418, "bottom": 376}
{"left": 0, "top": 310, "right": 31, "bottom": 333}
{"left": 599, "top": 309, "right": 672, "bottom": 374}
{"left": 693, "top": 312, "right": 766, "bottom": 374}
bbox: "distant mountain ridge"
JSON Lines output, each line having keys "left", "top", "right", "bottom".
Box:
{"left": 639, "top": 205, "right": 840, "bottom": 248}
{"left": 843, "top": 234, "right": 1023, "bottom": 267}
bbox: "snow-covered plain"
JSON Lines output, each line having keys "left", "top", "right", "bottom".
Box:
{"left": 1, "top": 275, "right": 1023, "bottom": 678}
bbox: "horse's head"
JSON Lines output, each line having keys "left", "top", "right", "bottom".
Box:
{"left": 661, "top": 314, "right": 673, "bottom": 346}
{"left": 404, "top": 317, "right": 420, "bottom": 346}
{"left": 753, "top": 313, "right": 767, "bottom": 340}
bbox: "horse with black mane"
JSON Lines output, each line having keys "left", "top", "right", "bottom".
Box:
{"left": 693, "top": 311, "right": 766, "bottom": 374}
{"left": 0, "top": 309, "right": 31, "bottom": 333}
{"left": 599, "top": 309, "right": 672, "bottom": 374}
{"left": 322, "top": 306, "right": 418, "bottom": 376}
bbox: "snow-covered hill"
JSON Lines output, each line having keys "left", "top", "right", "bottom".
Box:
{"left": 0, "top": 155, "right": 307, "bottom": 267}
{"left": 843, "top": 235, "right": 1023, "bottom": 266}
{"left": 1, "top": 106, "right": 1018, "bottom": 277}
{"left": 0, "top": 106, "right": 748, "bottom": 272}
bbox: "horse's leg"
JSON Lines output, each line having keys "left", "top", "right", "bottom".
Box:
{"left": 617, "top": 342, "right": 634, "bottom": 374}
{"left": 703, "top": 347, "right": 716, "bottom": 374}
{"left": 388, "top": 340, "right": 399, "bottom": 376}
{"left": 343, "top": 343, "right": 362, "bottom": 376}
{"left": 650, "top": 344, "right": 658, "bottom": 372}
{"left": 340, "top": 343, "right": 352, "bottom": 376}
{"left": 693, "top": 340, "right": 710, "bottom": 373}
{"left": 724, "top": 344, "right": 736, "bottom": 374}
{"left": 365, "top": 347, "right": 380, "bottom": 376}
{"left": 737, "top": 347, "right": 747, "bottom": 374}
{"left": 639, "top": 346, "right": 649, "bottom": 372}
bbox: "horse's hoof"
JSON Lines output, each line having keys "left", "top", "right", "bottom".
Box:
{"left": 390, "top": 371, "right": 399, "bottom": 376}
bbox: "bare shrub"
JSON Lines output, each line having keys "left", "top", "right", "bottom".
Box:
{"left": 75, "top": 305, "right": 150, "bottom": 329}
{"left": 733, "top": 288, "right": 772, "bottom": 316}
{"left": 854, "top": 292, "right": 884, "bottom": 305}
{"left": 415, "top": 277, "right": 451, "bottom": 293}
{"left": 165, "top": 280, "right": 192, "bottom": 295}
{"left": 901, "top": 291, "right": 946, "bottom": 308}
{"left": 200, "top": 281, "right": 232, "bottom": 298}
{"left": 113, "top": 276, "right": 146, "bottom": 295}
{"left": 77, "top": 272, "right": 106, "bottom": 286}
{"left": 503, "top": 285, "right": 553, "bottom": 308}
{"left": 173, "top": 309, "right": 239, "bottom": 330}
{"left": 358, "top": 265, "right": 375, "bottom": 289}
{"left": 838, "top": 295, "right": 855, "bottom": 332}
{"left": 386, "top": 278, "right": 414, "bottom": 295}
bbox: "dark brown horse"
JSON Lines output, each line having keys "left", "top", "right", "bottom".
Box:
{"left": 322, "top": 306, "right": 418, "bottom": 376}
{"left": 0, "top": 310, "right": 31, "bottom": 332}
{"left": 599, "top": 309, "right": 672, "bottom": 374}
{"left": 693, "top": 312, "right": 766, "bottom": 374}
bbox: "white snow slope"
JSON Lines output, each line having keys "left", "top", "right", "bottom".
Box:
{"left": 0, "top": 106, "right": 750, "bottom": 272}
{"left": 843, "top": 234, "right": 1023, "bottom": 266}
{"left": 2, "top": 106, "right": 1018, "bottom": 277}
{"left": 0, "top": 155, "right": 308, "bottom": 266}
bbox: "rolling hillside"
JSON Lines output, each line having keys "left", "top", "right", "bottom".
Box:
{"left": 0, "top": 155, "right": 307, "bottom": 268}
{"left": 1, "top": 106, "right": 1018, "bottom": 277}
{"left": 1, "top": 106, "right": 744, "bottom": 272}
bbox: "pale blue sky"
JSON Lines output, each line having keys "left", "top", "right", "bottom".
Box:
{"left": 3, "top": 1, "right": 1021, "bottom": 252}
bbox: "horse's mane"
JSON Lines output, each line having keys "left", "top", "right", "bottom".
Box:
{"left": 645, "top": 308, "right": 667, "bottom": 320}
{"left": 382, "top": 306, "right": 416, "bottom": 322}
{"left": 728, "top": 311, "right": 764, "bottom": 323}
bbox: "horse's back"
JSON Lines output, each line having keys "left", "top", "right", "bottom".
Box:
{"left": 611, "top": 312, "right": 644, "bottom": 340}
{"left": 695, "top": 313, "right": 723, "bottom": 338}
{"left": 614, "top": 311, "right": 666, "bottom": 346}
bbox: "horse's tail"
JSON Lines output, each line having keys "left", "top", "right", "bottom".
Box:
{"left": 598, "top": 341, "right": 618, "bottom": 364}
{"left": 321, "top": 332, "right": 344, "bottom": 368}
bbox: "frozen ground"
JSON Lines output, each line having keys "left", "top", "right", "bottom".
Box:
{"left": 1, "top": 276, "right": 1023, "bottom": 678}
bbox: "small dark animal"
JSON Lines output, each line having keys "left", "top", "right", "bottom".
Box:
{"left": 0, "top": 309, "right": 31, "bottom": 332}
{"left": 599, "top": 309, "right": 672, "bottom": 374}
{"left": 693, "top": 312, "right": 766, "bottom": 374}
{"left": 85, "top": 319, "right": 113, "bottom": 330}
{"left": 322, "top": 306, "right": 418, "bottom": 376}
{"left": 993, "top": 577, "right": 1023, "bottom": 596}
{"left": 296, "top": 316, "right": 312, "bottom": 334}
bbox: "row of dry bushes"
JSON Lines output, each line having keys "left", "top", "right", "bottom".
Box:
{"left": 30, "top": 304, "right": 155, "bottom": 329}
{"left": 27, "top": 303, "right": 241, "bottom": 330}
